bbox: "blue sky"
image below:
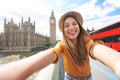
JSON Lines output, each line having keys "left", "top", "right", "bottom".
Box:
{"left": 0, "top": 0, "right": 120, "bottom": 39}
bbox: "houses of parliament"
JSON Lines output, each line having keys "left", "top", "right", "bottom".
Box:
{"left": 0, "top": 11, "right": 56, "bottom": 52}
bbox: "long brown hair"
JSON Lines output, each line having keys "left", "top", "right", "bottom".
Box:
{"left": 59, "top": 11, "right": 90, "bottom": 65}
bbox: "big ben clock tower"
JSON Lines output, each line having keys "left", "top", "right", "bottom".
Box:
{"left": 49, "top": 10, "right": 56, "bottom": 45}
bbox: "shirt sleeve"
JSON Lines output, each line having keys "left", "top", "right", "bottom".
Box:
{"left": 86, "top": 39, "right": 94, "bottom": 55}
{"left": 51, "top": 41, "right": 64, "bottom": 64}
{"left": 86, "top": 39, "right": 104, "bottom": 59}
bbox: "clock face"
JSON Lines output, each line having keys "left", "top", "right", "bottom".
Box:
{"left": 50, "top": 19, "right": 54, "bottom": 23}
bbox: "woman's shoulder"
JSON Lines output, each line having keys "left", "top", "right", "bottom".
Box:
{"left": 85, "top": 39, "right": 94, "bottom": 50}
{"left": 55, "top": 40, "right": 66, "bottom": 49}
{"left": 56, "top": 40, "right": 64, "bottom": 45}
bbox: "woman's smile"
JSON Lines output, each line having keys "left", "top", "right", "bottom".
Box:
{"left": 68, "top": 30, "right": 77, "bottom": 37}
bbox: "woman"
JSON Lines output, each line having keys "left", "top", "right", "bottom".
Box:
{"left": 52, "top": 11, "right": 94, "bottom": 80}
{"left": 0, "top": 11, "right": 120, "bottom": 80}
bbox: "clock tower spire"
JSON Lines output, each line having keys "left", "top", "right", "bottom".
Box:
{"left": 49, "top": 10, "right": 56, "bottom": 45}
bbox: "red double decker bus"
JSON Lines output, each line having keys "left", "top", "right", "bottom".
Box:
{"left": 90, "top": 21, "right": 120, "bottom": 51}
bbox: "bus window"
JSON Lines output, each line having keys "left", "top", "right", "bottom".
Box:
{"left": 118, "top": 37, "right": 120, "bottom": 42}
{"left": 115, "top": 35, "right": 120, "bottom": 42}
{"left": 116, "top": 22, "right": 120, "bottom": 28}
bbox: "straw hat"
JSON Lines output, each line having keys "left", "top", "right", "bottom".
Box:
{"left": 59, "top": 11, "right": 83, "bottom": 32}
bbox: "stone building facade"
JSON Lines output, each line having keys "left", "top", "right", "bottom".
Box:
{"left": 0, "top": 17, "right": 49, "bottom": 52}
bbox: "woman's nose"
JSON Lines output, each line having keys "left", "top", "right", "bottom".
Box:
{"left": 68, "top": 25, "right": 74, "bottom": 29}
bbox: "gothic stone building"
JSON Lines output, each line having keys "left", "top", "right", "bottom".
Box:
{"left": 0, "top": 17, "right": 49, "bottom": 52}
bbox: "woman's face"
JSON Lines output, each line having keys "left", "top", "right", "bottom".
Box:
{"left": 64, "top": 17, "right": 80, "bottom": 40}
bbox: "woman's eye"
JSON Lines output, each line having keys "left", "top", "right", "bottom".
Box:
{"left": 64, "top": 25, "right": 69, "bottom": 28}
{"left": 73, "top": 22, "right": 77, "bottom": 25}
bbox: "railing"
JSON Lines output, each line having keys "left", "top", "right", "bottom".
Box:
{"left": 34, "top": 56, "right": 64, "bottom": 80}
{"left": 34, "top": 63, "right": 59, "bottom": 80}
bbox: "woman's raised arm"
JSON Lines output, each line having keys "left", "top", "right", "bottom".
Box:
{"left": 92, "top": 44, "right": 120, "bottom": 77}
{"left": 0, "top": 49, "right": 57, "bottom": 80}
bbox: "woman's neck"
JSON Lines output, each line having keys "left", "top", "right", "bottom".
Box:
{"left": 71, "top": 38, "right": 77, "bottom": 45}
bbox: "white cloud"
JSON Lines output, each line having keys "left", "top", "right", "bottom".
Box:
{"left": 73, "top": 0, "right": 100, "bottom": 20}
{"left": 71, "top": 0, "right": 120, "bottom": 32}
{"left": 97, "top": 5, "right": 115, "bottom": 17}
{"left": 84, "top": 14, "right": 120, "bottom": 31}
{"left": 73, "top": 0, "right": 120, "bottom": 20}
{"left": 56, "top": 0, "right": 68, "bottom": 6}
{"left": 103, "top": 0, "right": 120, "bottom": 8}
{"left": 97, "top": 0, "right": 120, "bottom": 17}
